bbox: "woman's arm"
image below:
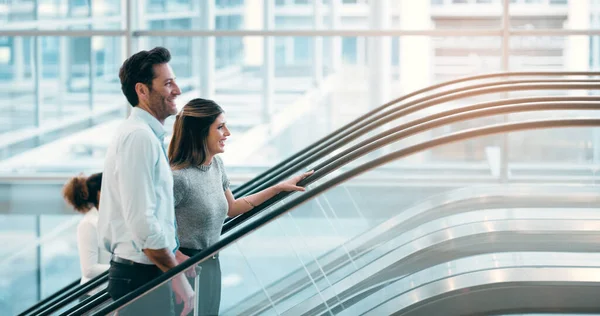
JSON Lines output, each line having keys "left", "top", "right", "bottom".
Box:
{"left": 225, "top": 170, "right": 314, "bottom": 217}
{"left": 77, "top": 220, "right": 110, "bottom": 279}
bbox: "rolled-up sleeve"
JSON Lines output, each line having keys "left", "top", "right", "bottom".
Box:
{"left": 117, "top": 129, "right": 169, "bottom": 251}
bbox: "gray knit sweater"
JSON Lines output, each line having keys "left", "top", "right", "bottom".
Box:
{"left": 172, "top": 156, "right": 230, "bottom": 251}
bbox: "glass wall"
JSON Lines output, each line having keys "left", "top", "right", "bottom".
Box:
{"left": 0, "top": 0, "right": 599, "bottom": 176}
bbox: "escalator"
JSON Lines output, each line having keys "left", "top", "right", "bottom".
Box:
{"left": 19, "top": 71, "right": 600, "bottom": 315}
{"left": 88, "top": 117, "right": 600, "bottom": 316}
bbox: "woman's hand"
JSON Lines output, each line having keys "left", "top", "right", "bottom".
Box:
{"left": 276, "top": 170, "right": 314, "bottom": 193}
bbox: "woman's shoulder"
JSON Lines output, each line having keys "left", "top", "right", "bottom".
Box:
{"left": 77, "top": 209, "right": 98, "bottom": 234}
{"left": 172, "top": 167, "right": 194, "bottom": 178}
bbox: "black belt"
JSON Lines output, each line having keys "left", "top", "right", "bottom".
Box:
{"left": 111, "top": 255, "right": 155, "bottom": 267}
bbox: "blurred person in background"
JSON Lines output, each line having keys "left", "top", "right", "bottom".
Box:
{"left": 62, "top": 172, "right": 110, "bottom": 301}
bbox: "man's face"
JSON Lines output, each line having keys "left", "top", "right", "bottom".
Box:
{"left": 147, "top": 63, "right": 181, "bottom": 121}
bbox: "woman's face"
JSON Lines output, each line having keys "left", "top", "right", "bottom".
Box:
{"left": 206, "top": 113, "right": 230, "bottom": 156}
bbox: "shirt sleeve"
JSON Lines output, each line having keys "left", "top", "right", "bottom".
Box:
{"left": 216, "top": 156, "right": 230, "bottom": 191}
{"left": 173, "top": 172, "right": 189, "bottom": 208}
{"left": 77, "top": 219, "right": 110, "bottom": 279}
{"left": 117, "top": 129, "right": 170, "bottom": 251}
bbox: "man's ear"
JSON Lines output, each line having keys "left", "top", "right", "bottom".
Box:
{"left": 135, "top": 82, "right": 149, "bottom": 100}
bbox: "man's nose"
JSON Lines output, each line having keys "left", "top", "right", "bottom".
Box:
{"left": 173, "top": 83, "right": 181, "bottom": 95}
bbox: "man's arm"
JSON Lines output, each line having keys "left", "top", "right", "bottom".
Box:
{"left": 142, "top": 248, "right": 179, "bottom": 272}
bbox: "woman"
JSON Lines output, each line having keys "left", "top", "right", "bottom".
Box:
{"left": 62, "top": 172, "right": 111, "bottom": 300}
{"left": 168, "top": 98, "right": 312, "bottom": 315}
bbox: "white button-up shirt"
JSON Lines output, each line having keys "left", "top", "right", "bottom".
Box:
{"left": 97, "top": 107, "right": 178, "bottom": 264}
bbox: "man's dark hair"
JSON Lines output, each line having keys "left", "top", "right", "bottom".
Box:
{"left": 119, "top": 46, "right": 171, "bottom": 107}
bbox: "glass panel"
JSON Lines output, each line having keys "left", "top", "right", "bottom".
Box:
{"left": 509, "top": 35, "right": 595, "bottom": 71}
{"left": 40, "top": 215, "right": 81, "bottom": 297}
{"left": 0, "top": 215, "right": 37, "bottom": 315}
{"left": 507, "top": 35, "right": 600, "bottom": 182}
{"left": 0, "top": 36, "right": 36, "bottom": 138}
{"left": 510, "top": 0, "right": 600, "bottom": 30}
{"left": 0, "top": 0, "right": 37, "bottom": 23}
{"left": 429, "top": 0, "right": 503, "bottom": 29}
{"left": 0, "top": 214, "right": 82, "bottom": 315}
{"left": 0, "top": 36, "right": 125, "bottom": 175}
{"left": 136, "top": 0, "right": 502, "bottom": 30}
{"left": 41, "top": 36, "right": 91, "bottom": 124}
{"left": 0, "top": 0, "right": 122, "bottom": 29}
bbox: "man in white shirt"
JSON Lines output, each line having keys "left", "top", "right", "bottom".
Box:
{"left": 97, "top": 46, "right": 194, "bottom": 316}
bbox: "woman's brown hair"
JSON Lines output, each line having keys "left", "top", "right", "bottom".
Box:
{"left": 169, "top": 98, "right": 224, "bottom": 170}
{"left": 62, "top": 172, "right": 102, "bottom": 213}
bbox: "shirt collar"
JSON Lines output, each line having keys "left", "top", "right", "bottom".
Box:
{"left": 130, "top": 107, "right": 166, "bottom": 139}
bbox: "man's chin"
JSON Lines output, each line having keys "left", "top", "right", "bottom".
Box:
{"left": 167, "top": 104, "right": 178, "bottom": 115}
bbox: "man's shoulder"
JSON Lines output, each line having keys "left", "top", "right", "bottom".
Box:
{"left": 119, "top": 118, "right": 154, "bottom": 136}
{"left": 113, "top": 119, "right": 158, "bottom": 145}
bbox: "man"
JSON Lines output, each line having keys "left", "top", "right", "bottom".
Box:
{"left": 97, "top": 46, "right": 194, "bottom": 316}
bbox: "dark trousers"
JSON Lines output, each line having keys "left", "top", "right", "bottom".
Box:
{"left": 177, "top": 248, "right": 222, "bottom": 316}
{"left": 107, "top": 259, "right": 174, "bottom": 316}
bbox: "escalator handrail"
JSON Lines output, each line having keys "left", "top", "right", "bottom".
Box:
{"left": 233, "top": 79, "right": 600, "bottom": 198}
{"left": 362, "top": 253, "right": 600, "bottom": 316}
{"left": 231, "top": 71, "right": 600, "bottom": 197}
{"left": 287, "top": 214, "right": 600, "bottom": 316}
{"left": 35, "top": 275, "right": 109, "bottom": 316}
{"left": 310, "top": 99, "right": 600, "bottom": 181}
{"left": 89, "top": 118, "right": 600, "bottom": 316}
{"left": 19, "top": 271, "right": 108, "bottom": 316}
{"left": 25, "top": 72, "right": 599, "bottom": 316}
{"left": 16, "top": 279, "right": 80, "bottom": 316}
{"left": 222, "top": 87, "right": 600, "bottom": 235}
{"left": 51, "top": 82, "right": 600, "bottom": 316}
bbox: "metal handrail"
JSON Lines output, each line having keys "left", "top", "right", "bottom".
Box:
{"left": 364, "top": 253, "right": 600, "bottom": 315}
{"left": 88, "top": 118, "right": 600, "bottom": 315}
{"left": 232, "top": 80, "right": 600, "bottom": 199}
{"left": 287, "top": 211, "right": 600, "bottom": 316}
{"left": 221, "top": 85, "right": 600, "bottom": 235}
{"left": 231, "top": 71, "right": 600, "bottom": 196}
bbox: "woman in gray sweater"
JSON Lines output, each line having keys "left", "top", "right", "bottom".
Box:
{"left": 168, "top": 98, "right": 312, "bottom": 315}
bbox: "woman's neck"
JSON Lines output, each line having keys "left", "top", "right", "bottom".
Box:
{"left": 203, "top": 155, "right": 214, "bottom": 166}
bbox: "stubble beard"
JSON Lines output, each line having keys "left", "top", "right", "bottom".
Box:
{"left": 149, "top": 93, "right": 175, "bottom": 121}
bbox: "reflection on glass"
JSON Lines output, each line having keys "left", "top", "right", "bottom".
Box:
{"left": 510, "top": 0, "right": 599, "bottom": 30}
